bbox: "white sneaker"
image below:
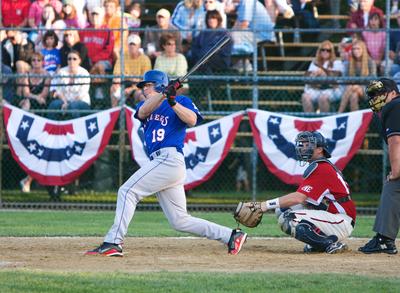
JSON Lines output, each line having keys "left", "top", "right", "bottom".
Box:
{"left": 20, "top": 177, "right": 30, "bottom": 193}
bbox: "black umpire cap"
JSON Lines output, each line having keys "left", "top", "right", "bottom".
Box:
{"left": 367, "top": 78, "right": 399, "bottom": 98}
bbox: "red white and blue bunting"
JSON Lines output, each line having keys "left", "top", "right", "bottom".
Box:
{"left": 3, "top": 104, "right": 120, "bottom": 186}
{"left": 248, "top": 109, "right": 373, "bottom": 185}
{"left": 2, "top": 104, "right": 373, "bottom": 188}
{"left": 125, "top": 106, "right": 244, "bottom": 189}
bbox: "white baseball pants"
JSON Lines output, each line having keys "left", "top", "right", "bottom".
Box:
{"left": 104, "top": 147, "right": 232, "bottom": 245}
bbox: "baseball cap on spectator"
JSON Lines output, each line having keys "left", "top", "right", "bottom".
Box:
{"left": 128, "top": 34, "right": 141, "bottom": 45}
{"left": 156, "top": 8, "right": 170, "bottom": 18}
{"left": 63, "top": 0, "right": 74, "bottom": 6}
{"left": 91, "top": 6, "right": 104, "bottom": 15}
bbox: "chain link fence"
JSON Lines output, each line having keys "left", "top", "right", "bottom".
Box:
{"left": 0, "top": 0, "right": 395, "bottom": 209}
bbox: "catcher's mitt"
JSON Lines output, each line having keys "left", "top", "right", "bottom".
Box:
{"left": 234, "top": 202, "right": 263, "bottom": 228}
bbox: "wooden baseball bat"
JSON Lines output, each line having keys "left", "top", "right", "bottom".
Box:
{"left": 178, "top": 35, "right": 231, "bottom": 83}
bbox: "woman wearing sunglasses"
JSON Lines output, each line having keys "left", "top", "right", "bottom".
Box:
{"left": 15, "top": 52, "right": 50, "bottom": 112}
{"left": 302, "top": 40, "right": 345, "bottom": 113}
{"left": 48, "top": 50, "right": 90, "bottom": 120}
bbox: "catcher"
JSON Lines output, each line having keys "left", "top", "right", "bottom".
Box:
{"left": 234, "top": 131, "right": 356, "bottom": 254}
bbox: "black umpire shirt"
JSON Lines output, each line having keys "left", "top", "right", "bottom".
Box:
{"left": 380, "top": 96, "right": 400, "bottom": 144}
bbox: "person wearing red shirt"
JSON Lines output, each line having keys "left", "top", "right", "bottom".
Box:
{"left": 1, "top": 0, "right": 31, "bottom": 27}
{"left": 80, "top": 6, "right": 114, "bottom": 79}
{"left": 346, "top": 0, "right": 384, "bottom": 36}
{"left": 242, "top": 131, "right": 356, "bottom": 254}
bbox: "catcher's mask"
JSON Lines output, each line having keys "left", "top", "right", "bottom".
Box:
{"left": 366, "top": 78, "right": 399, "bottom": 112}
{"left": 295, "top": 131, "right": 331, "bottom": 166}
{"left": 136, "top": 70, "right": 169, "bottom": 93}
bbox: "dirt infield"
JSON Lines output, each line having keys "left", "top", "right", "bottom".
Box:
{"left": 0, "top": 237, "right": 398, "bottom": 276}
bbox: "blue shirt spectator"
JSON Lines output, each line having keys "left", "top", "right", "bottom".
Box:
{"left": 191, "top": 10, "right": 232, "bottom": 73}
{"left": 171, "top": 0, "right": 206, "bottom": 42}
{"left": 236, "top": 0, "right": 274, "bottom": 42}
{"left": 42, "top": 47, "right": 61, "bottom": 73}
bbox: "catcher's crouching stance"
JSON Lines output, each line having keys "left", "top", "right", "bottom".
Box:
{"left": 235, "top": 131, "right": 356, "bottom": 254}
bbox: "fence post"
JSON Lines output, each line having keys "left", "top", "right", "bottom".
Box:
{"left": 118, "top": 0, "right": 126, "bottom": 187}
{"left": 0, "top": 43, "right": 3, "bottom": 207}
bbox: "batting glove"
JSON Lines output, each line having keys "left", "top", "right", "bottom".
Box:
{"left": 164, "top": 79, "right": 182, "bottom": 107}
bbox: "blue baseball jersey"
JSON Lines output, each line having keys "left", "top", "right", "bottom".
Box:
{"left": 134, "top": 95, "right": 203, "bottom": 155}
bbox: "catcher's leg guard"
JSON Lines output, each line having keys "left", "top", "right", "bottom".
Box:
{"left": 278, "top": 210, "right": 297, "bottom": 236}
{"left": 294, "top": 220, "right": 338, "bottom": 251}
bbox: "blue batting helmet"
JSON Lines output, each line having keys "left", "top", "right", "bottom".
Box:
{"left": 136, "top": 70, "right": 169, "bottom": 93}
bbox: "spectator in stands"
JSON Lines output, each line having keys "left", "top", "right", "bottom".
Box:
{"left": 264, "top": 0, "right": 294, "bottom": 28}
{"left": 1, "top": 63, "right": 14, "bottom": 103}
{"left": 103, "top": 0, "right": 130, "bottom": 60}
{"left": 16, "top": 52, "right": 50, "bottom": 200}
{"left": 60, "top": 29, "right": 91, "bottom": 71}
{"left": 48, "top": 50, "right": 91, "bottom": 120}
{"left": 2, "top": 30, "right": 35, "bottom": 73}
{"left": 338, "top": 40, "right": 377, "bottom": 113}
{"left": 144, "top": 8, "right": 182, "bottom": 63}
{"left": 191, "top": 10, "right": 232, "bottom": 74}
{"left": 171, "top": 0, "right": 206, "bottom": 47}
{"left": 110, "top": 34, "right": 151, "bottom": 107}
{"left": 154, "top": 33, "right": 188, "bottom": 94}
{"left": 28, "top": 0, "right": 63, "bottom": 29}
{"left": 80, "top": 6, "right": 114, "bottom": 100}
{"left": 361, "top": 12, "right": 385, "bottom": 74}
{"left": 60, "top": 0, "right": 81, "bottom": 28}
{"left": 15, "top": 52, "right": 50, "bottom": 111}
{"left": 291, "top": 0, "right": 319, "bottom": 27}
{"left": 41, "top": 30, "right": 61, "bottom": 74}
{"left": 231, "top": 0, "right": 274, "bottom": 72}
{"left": 1, "top": 0, "right": 31, "bottom": 28}
{"left": 346, "top": 0, "right": 383, "bottom": 38}
{"left": 61, "top": 0, "right": 88, "bottom": 28}
{"left": 203, "top": 0, "right": 227, "bottom": 28}
{"left": 32, "top": 4, "right": 65, "bottom": 49}
{"left": 387, "top": 13, "right": 400, "bottom": 76}
{"left": 302, "top": 40, "right": 345, "bottom": 113}
{"left": 126, "top": 2, "right": 142, "bottom": 31}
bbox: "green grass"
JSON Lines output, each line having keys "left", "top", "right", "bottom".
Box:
{"left": 0, "top": 210, "right": 376, "bottom": 238}
{"left": 1, "top": 190, "right": 382, "bottom": 206}
{"left": 0, "top": 271, "right": 399, "bottom": 293}
{"left": 0, "top": 210, "right": 390, "bottom": 292}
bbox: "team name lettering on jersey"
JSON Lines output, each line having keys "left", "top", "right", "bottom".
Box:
{"left": 301, "top": 185, "right": 313, "bottom": 193}
{"left": 146, "top": 114, "right": 169, "bottom": 126}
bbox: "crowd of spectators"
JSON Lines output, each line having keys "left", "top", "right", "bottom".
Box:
{"left": 2, "top": 0, "right": 400, "bottom": 195}
{"left": 1, "top": 0, "right": 400, "bottom": 116}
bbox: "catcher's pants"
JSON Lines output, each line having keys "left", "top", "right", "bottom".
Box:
{"left": 104, "top": 147, "right": 232, "bottom": 245}
{"left": 283, "top": 209, "right": 354, "bottom": 241}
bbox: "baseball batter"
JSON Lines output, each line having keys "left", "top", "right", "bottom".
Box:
{"left": 86, "top": 70, "right": 247, "bottom": 256}
{"left": 241, "top": 131, "right": 356, "bottom": 253}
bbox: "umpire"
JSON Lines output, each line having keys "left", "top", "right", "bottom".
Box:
{"left": 359, "top": 78, "right": 400, "bottom": 254}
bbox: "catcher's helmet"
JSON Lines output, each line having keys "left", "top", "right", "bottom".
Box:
{"left": 295, "top": 131, "right": 331, "bottom": 165}
{"left": 136, "top": 70, "right": 169, "bottom": 93}
{"left": 366, "top": 78, "right": 399, "bottom": 112}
